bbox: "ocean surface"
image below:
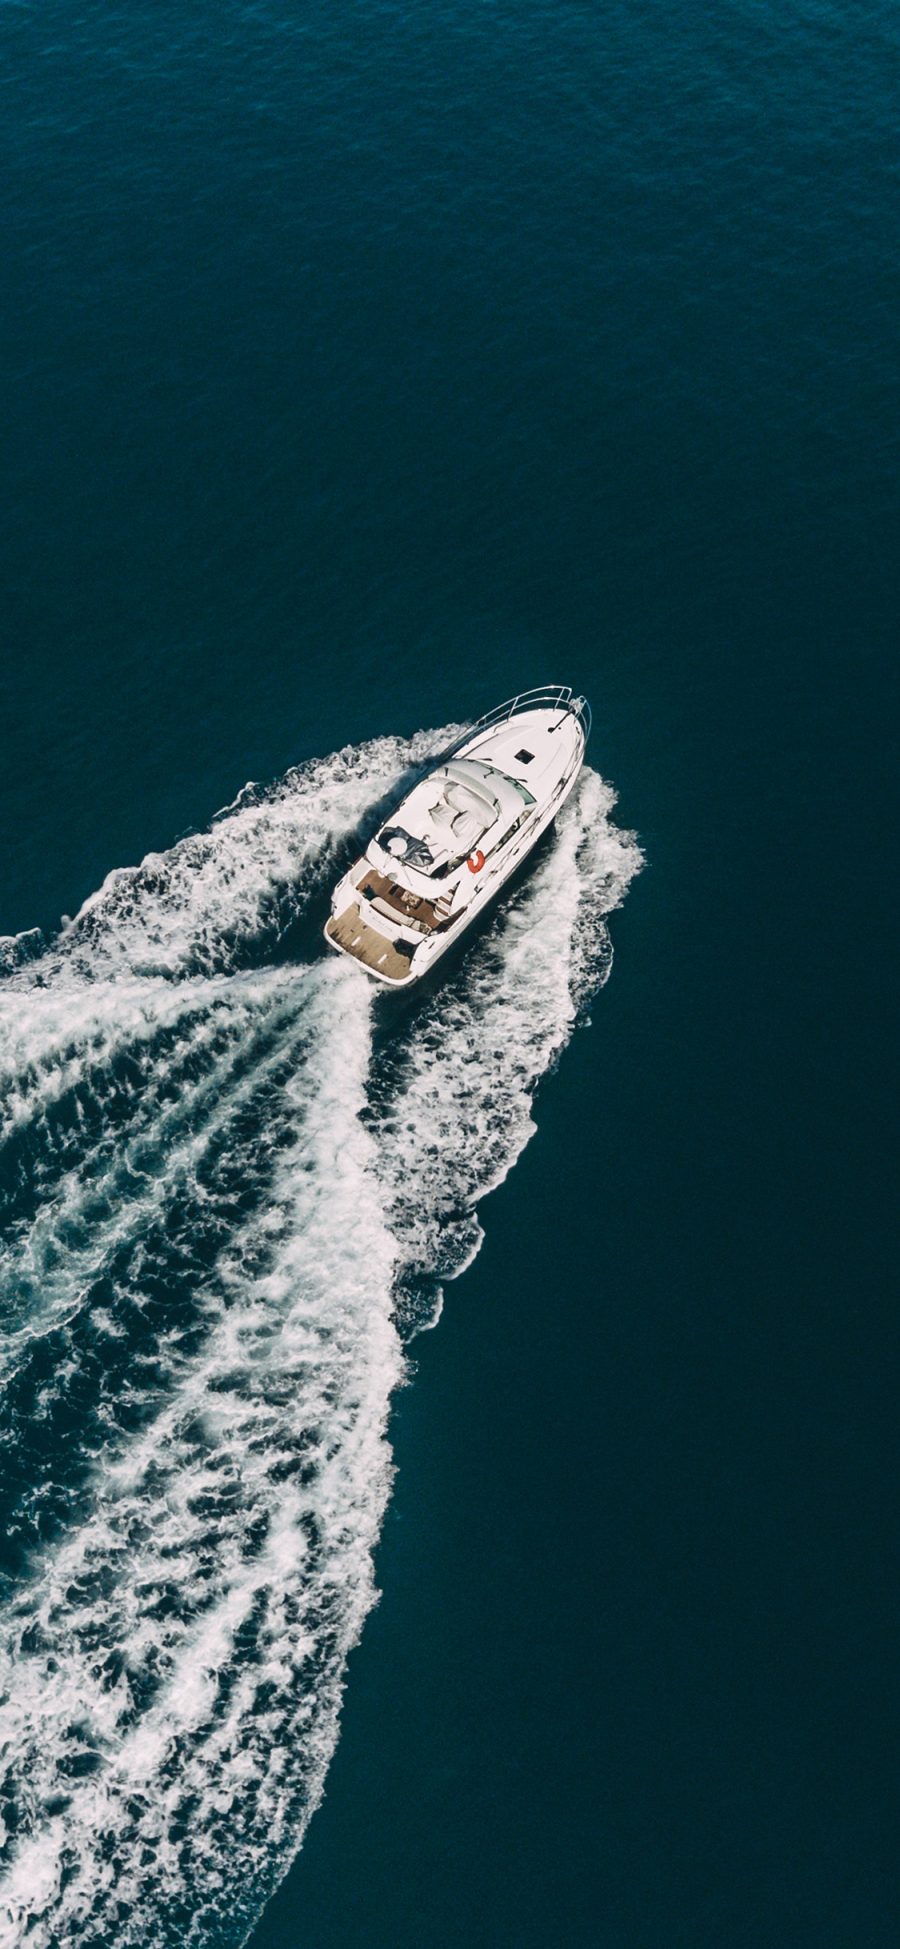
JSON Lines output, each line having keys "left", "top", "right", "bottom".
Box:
{"left": 0, "top": 3, "right": 896, "bottom": 1945}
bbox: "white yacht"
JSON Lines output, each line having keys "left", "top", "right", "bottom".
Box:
{"left": 324, "top": 686, "right": 590, "bottom": 987}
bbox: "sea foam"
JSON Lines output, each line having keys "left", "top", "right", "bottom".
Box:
{"left": 0, "top": 728, "right": 640, "bottom": 1947}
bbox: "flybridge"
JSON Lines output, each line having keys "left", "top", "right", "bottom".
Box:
{"left": 325, "top": 688, "right": 591, "bottom": 986}
{"left": 371, "top": 759, "right": 535, "bottom": 881}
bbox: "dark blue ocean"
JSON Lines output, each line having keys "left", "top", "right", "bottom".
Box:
{"left": 0, "top": 3, "right": 896, "bottom": 1944}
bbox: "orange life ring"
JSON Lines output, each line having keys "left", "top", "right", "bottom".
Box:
{"left": 467, "top": 849, "right": 485, "bottom": 874}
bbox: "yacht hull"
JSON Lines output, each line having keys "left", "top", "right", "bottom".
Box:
{"left": 324, "top": 689, "right": 590, "bottom": 989}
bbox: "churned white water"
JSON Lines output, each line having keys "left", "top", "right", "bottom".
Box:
{"left": 0, "top": 729, "right": 641, "bottom": 1948}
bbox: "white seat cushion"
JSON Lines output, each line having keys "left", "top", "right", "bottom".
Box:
{"left": 429, "top": 801, "right": 457, "bottom": 832}
{"left": 451, "top": 809, "right": 483, "bottom": 847}
{"left": 445, "top": 781, "right": 489, "bottom": 819}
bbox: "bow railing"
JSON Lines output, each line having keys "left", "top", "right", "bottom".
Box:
{"left": 444, "top": 686, "right": 591, "bottom": 758}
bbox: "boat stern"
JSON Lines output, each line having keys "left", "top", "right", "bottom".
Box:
{"left": 323, "top": 904, "right": 421, "bottom": 985}
{"left": 324, "top": 861, "right": 426, "bottom": 985}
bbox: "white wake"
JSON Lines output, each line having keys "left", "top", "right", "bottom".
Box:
{"left": 0, "top": 727, "right": 641, "bottom": 1948}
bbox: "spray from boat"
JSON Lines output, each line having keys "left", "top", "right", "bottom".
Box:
{"left": 0, "top": 722, "right": 641, "bottom": 1949}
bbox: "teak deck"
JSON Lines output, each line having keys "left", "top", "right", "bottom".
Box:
{"left": 356, "top": 868, "right": 446, "bottom": 931}
{"left": 326, "top": 907, "right": 414, "bottom": 983}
